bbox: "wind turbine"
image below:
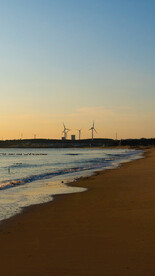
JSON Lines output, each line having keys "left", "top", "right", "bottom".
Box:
{"left": 77, "top": 129, "right": 82, "bottom": 140}
{"left": 89, "top": 121, "right": 97, "bottom": 140}
{"left": 62, "top": 123, "right": 71, "bottom": 139}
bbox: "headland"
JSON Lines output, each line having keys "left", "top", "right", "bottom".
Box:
{"left": 0, "top": 137, "right": 154, "bottom": 148}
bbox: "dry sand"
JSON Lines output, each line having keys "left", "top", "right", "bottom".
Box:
{"left": 0, "top": 148, "right": 155, "bottom": 276}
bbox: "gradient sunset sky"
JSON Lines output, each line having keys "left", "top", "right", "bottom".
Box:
{"left": 0, "top": 0, "right": 155, "bottom": 140}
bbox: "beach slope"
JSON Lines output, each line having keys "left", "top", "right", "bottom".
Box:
{"left": 0, "top": 148, "right": 155, "bottom": 276}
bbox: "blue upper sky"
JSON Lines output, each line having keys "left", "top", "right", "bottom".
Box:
{"left": 0, "top": 0, "right": 154, "bottom": 139}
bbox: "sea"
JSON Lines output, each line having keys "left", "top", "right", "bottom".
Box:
{"left": 0, "top": 148, "right": 143, "bottom": 222}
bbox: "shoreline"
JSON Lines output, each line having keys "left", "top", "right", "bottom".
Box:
{"left": 0, "top": 148, "right": 143, "bottom": 226}
{"left": 0, "top": 147, "right": 155, "bottom": 275}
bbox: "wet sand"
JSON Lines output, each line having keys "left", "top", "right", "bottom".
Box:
{"left": 0, "top": 148, "right": 155, "bottom": 276}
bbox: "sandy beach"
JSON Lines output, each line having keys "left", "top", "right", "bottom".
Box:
{"left": 0, "top": 147, "right": 155, "bottom": 276}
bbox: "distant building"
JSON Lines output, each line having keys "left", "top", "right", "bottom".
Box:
{"left": 71, "top": 135, "right": 76, "bottom": 140}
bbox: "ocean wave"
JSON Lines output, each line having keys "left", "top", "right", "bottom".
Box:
{"left": 0, "top": 150, "right": 142, "bottom": 191}
{"left": 64, "top": 153, "right": 82, "bottom": 156}
{"left": 0, "top": 160, "right": 111, "bottom": 191}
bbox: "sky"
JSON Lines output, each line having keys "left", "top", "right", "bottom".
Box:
{"left": 0, "top": 0, "right": 154, "bottom": 140}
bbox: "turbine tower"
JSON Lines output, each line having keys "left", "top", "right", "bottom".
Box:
{"left": 77, "top": 129, "right": 82, "bottom": 140}
{"left": 89, "top": 121, "right": 97, "bottom": 140}
{"left": 62, "top": 123, "right": 71, "bottom": 139}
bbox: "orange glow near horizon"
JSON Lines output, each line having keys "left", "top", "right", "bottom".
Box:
{"left": 0, "top": 107, "right": 154, "bottom": 140}
{"left": 0, "top": 2, "right": 154, "bottom": 140}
